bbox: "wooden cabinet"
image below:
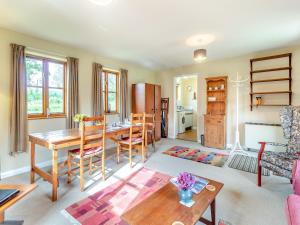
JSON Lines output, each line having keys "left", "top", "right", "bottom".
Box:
{"left": 132, "top": 83, "right": 161, "bottom": 141}
{"left": 204, "top": 76, "right": 227, "bottom": 149}
{"left": 204, "top": 115, "right": 225, "bottom": 149}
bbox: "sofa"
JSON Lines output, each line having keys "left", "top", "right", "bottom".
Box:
{"left": 286, "top": 160, "right": 300, "bottom": 225}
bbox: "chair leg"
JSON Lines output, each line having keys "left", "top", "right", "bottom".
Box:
{"left": 141, "top": 144, "right": 145, "bottom": 163}
{"left": 79, "top": 158, "right": 84, "bottom": 192}
{"left": 102, "top": 152, "right": 105, "bottom": 181}
{"left": 152, "top": 133, "right": 156, "bottom": 151}
{"left": 67, "top": 152, "right": 72, "bottom": 184}
{"left": 129, "top": 146, "right": 133, "bottom": 168}
{"left": 117, "top": 143, "right": 120, "bottom": 164}
{"left": 89, "top": 157, "right": 93, "bottom": 175}
{"left": 257, "top": 142, "right": 266, "bottom": 187}
{"left": 258, "top": 162, "right": 262, "bottom": 187}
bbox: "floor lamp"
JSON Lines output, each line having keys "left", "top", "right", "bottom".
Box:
{"left": 229, "top": 72, "right": 249, "bottom": 156}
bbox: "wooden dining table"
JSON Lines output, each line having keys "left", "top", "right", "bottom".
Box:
{"left": 29, "top": 125, "right": 146, "bottom": 201}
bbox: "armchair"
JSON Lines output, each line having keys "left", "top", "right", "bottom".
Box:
{"left": 258, "top": 106, "right": 300, "bottom": 186}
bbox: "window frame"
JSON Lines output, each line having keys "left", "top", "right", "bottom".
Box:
{"left": 102, "top": 69, "right": 120, "bottom": 114}
{"left": 26, "top": 54, "right": 67, "bottom": 120}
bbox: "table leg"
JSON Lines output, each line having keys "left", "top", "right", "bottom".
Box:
{"left": 199, "top": 199, "right": 216, "bottom": 225}
{"left": 211, "top": 199, "right": 216, "bottom": 225}
{"left": 30, "top": 142, "right": 36, "bottom": 184}
{"left": 52, "top": 150, "right": 58, "bottom": 201}
{"left": 0, "top": 211, "right": 4, "bottom": 223}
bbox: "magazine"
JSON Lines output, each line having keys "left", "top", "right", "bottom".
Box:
{"left": 170, "top": 176, "right": 209, "bottom": 194}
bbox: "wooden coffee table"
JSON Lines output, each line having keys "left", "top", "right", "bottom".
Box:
{"left": 122, "top": 176, "right": 223, "bottom": 225}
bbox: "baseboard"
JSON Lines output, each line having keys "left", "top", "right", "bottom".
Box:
{"left": 0, "top": 156, "right": 67, "bottom": 179}
{"left": 1, "top": 143, "right": 117, "bottom": 180}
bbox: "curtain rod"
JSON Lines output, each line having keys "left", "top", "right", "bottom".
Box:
{"left": 25, "top": 46, "right": 67, "bottom": 58}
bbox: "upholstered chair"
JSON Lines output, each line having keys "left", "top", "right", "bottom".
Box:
{"left": 258, "top": 106, "right": 300, "bottom": 186}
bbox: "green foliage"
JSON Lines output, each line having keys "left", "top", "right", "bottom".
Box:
{"left": 73, "top": 114, "right": 88, "bottom": 123}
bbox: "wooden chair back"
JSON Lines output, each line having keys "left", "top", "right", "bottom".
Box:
{"left": 145, "top": 114, "right": 155, "bottom": 132}
{"left": 129, "top": 113, "right": 146, "bottom": 145}
{"left": 79, "top": 116, "right": 106, "bottom": 156}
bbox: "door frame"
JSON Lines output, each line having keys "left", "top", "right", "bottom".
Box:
{"left": 173, "top": 74, "right": 199, "bottom": 142}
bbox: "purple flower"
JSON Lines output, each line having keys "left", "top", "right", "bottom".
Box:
{"left": 177, "top": 172, "right": 196, "bottom": 191}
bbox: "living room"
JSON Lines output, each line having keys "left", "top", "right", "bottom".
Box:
{"left": 0, "top": 1, "right": 300, "bottom": 225}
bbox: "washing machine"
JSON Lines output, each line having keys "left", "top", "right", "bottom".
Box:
{"left": 177, "top": 111, "right": 186, "bottom": 134}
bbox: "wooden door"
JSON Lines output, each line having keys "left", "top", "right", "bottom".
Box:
{"left": 145, "top": 84, "right": 155, "bottom": 114}
{"left": 154, "top": 85, "right": 161, "bottom": 141}
{"left": 132, "top": 84, "right": 146, "bottom": 114}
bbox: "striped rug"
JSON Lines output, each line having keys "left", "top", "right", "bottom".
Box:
{"left": 228, "top": 154, "right": 270, "bottom": 176}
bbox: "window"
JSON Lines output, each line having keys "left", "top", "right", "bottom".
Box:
{"left": 26, "top": 55, "right": 66, "bottom": 119}
{"left": 102, "top": 69, "right": 119, "bottom": 113}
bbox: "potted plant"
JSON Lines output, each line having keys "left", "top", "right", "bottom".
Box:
{"left": 73, "top": 114, "right": 87, "bottom": 123}
{"left": 177, "top": 172, "right": 195, "bottom": 204}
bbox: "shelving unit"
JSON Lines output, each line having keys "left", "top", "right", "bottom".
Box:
{"left": 250, "top": 53, "right": 292, "bottom": 111}
{"left": 204, "top": 76, "right": 227, "bottom": 149}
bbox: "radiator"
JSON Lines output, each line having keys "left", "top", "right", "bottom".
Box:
{"left": 244, "top": 122, "right": 288, "bottom": 151}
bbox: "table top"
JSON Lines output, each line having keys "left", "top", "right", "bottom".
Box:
{"left": 28, "top": 125, "right": 138, "bottom": 149}
{"left": 122, "top": 176, "right": 223, "bottom": 225}
{"left": 0, "top": 184, "right": 37, "bottom": 212}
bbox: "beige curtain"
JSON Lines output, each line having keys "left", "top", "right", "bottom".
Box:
{"left": 10, "top": 44, "right": 28, "bottom": 154}
{"left": 120, "top": 69, "right": 128, "bottom": 122}
{"left": 66, "top": 57, "right": 79, "bottom": 129}
{"left": 92, "top": 63, "right": 103, "bottom": 116}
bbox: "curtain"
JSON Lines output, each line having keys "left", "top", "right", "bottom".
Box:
{"left": 66, "top": 57, "right": 79, "bottom": 129}
{"left": 92, "top": 63, "right": 103, "bottom": 116}
{"left": 120, "top": 69, "right": 128, "bottom": 122}
{"left": 10, "top": 43, "right": 28, "bottom": 155}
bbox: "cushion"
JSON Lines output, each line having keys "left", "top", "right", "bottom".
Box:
{"left": 292, "top": 160, "right": 300, "bottom": 195}
{"left": 120, "top": 137, "right": 143, "bottom": 145}
{"left": 285, "top": 194, "right": 300, "bottom": 225}
{"left": 261, "top": 151, "right": 298, "bottom": 171}
{"left": 70, "top": 147, "right": 103, "bottom": 157}
{"left": 260, "top": 161, "right": 292, "bottom": 179}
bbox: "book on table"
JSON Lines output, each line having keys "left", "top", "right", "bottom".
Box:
{"left": 0, "top": 189, "right": 20, "bottom": 206}
{"left": 170, "top": 177, "right": 209, "bottom": 194}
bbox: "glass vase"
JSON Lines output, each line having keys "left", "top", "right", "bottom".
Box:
{"left": 178, "top": 189, "right": 193, "bottom": 204}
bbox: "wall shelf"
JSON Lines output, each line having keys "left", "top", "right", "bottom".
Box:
{"left": 250, "top": 91, "right": 291, "bottom": 95}
{"left": 250, "top": 53, "right": 292, "bottom": 111}
{"left": 251, "top": 67, "right": 291, "bottom": 74}
{"left": 250, "top": 104, "right": 289, "bottom": 107}
{"left": 250, "top": 78, "right": 291, "bottom": 83}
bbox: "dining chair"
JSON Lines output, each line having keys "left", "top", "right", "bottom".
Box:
{"left": 67, "top": 115, "right": 106, "bottom": 191}
{"left": 145, "top": 113, "right": 156, "bottom": 151}
{"left": 117, "top": 113, "right": 146, "bottom": 168}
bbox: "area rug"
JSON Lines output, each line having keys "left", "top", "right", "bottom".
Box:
{"left": 63, "top": 168, "right": 171, "bottom": 225}
{"left": 228, "top": 154, "right": 270, "bottom": 176}
{"left": 163, "top": 146, "right": 229, "bottom": 167}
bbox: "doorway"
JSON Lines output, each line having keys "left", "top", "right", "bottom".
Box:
{"left": 174, "top": 75, "right": 198, "bottom": 142}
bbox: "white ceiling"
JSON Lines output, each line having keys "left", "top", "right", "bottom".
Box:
{"left": 0, "top": 0, "right": 300, "bottom": 70}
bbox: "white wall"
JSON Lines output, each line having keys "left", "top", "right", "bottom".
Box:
{"left": 0, "top": 27, "right": 158, "bottom": 176}
{"left": 158, "top": 46, "right": 300, "bottom": 147}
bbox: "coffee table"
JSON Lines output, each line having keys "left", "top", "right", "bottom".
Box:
{"left": 122, "top": 176, "right": 223, "bottom": 225}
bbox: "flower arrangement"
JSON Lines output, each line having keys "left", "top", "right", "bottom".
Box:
{"left": 73, "top": 114, "right": 87, "bottom": 123}
{"left": 177, "top": 172, "right": 196, "bottom": 191}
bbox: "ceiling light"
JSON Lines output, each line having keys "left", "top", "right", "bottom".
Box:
{"left": 186, "top": 34, "right": 215, "bottom": 47}
{"left": 194, "top": 49, "right": 207, "bottom": 62}
{"left": 89, "top": 0, "right": 113, "bottom": 6}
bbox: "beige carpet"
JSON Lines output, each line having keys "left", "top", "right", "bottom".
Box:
{"left": 0, "top": 138, "right": 292, "bottom": 225}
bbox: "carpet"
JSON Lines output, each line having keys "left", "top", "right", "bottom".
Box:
{"left": 228, "top": 154, "right": 270, "bottom": 176}
{"left": 163, "top": 146, "right": 229, "bottom": 167}
{"left": 63, "top": 168, "right": 171, "bottom": 225}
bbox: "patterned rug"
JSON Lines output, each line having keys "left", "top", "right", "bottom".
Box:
{"left": 228, "top": 154, "right": 270, "bottom": 176}
{"left": 63, "top": 168, "right": 171, "bottom": 225}
{"left": 163, "top": 146, "right": 229, "bottom": 167}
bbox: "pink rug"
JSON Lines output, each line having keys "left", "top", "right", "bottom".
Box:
{"left": 64, "top": 168, "right": 171, "bottom": 225}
